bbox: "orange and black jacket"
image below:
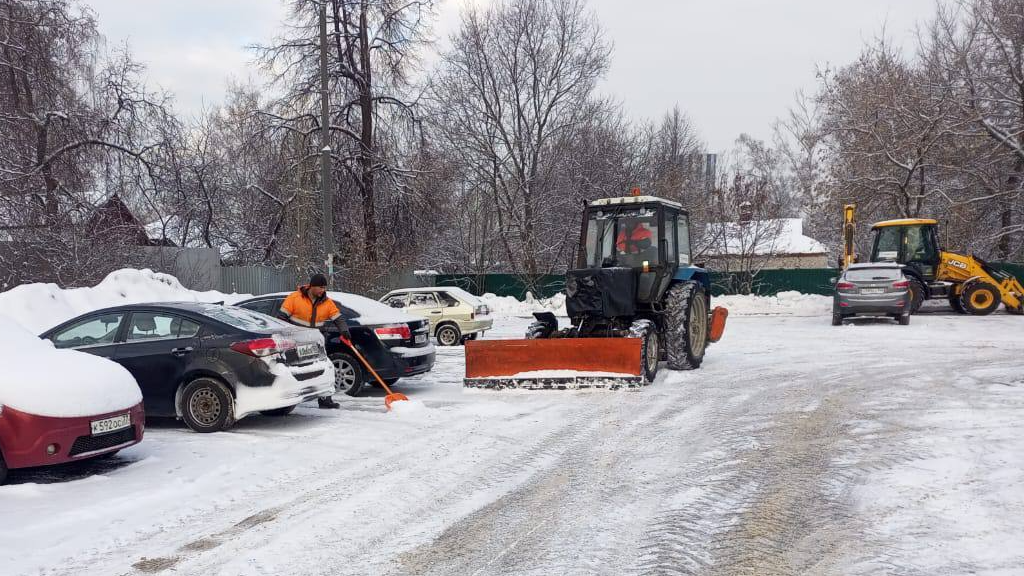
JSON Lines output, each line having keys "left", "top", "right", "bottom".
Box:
{"left": 278, "top": 286, "right": 349, "bottom": 336}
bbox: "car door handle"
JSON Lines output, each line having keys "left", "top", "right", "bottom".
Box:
{"left": 171, "top": 346, "right": 194, "bottom": 356}
{"left": 429, "top": 310, "right": 441, "bottom": 314}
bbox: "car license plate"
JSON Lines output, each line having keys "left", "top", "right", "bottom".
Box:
{"left": 91, "top": 413, "right": 131, "bottom": 436}
{"left": 861, "top": 288, "right": 885, "bottom": 295}
{"left": 415, "top": 334, "right": 427, "bottom": 344}
{"left": 297, "top": 343, "right": 319, "bottom": 358}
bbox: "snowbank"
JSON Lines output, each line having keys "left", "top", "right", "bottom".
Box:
{"left": 713, "top": 290, "right": 832, "bottom": 316}
{"left": 0, "top": 315, "right": 142, "bottom": 417}
{"left": 479, "top": 292, "right": 567, "bottom": 318}
{"left": 477, "top": 290, "right": 829, "bottom": 318}
{"left": 0, "top": 269, "right": 250, "bottom": 333}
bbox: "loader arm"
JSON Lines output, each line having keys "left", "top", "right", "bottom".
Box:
{"left": 938, "top": 252, "right": 1023, "bottom": 311}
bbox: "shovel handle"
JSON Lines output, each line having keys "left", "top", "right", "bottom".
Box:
{"left": 339, "top": 336, "right": 397, "bottom": 396}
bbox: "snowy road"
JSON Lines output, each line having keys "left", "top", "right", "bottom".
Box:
{"left": 4, "top": 308, "right": 1024, "bottom": 575}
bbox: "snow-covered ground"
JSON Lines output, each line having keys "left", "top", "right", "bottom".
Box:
{"left": 3, "top": 299, "right": 1022, "bottom": 575}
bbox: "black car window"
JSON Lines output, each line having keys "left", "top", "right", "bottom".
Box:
{"left": 845, "top": 268, "right": 901, "bottom": 282}
{"left": 126, "top": 313, "right": 201, "bottom": 341}
{"left": 51, "top": 313, "right": 125, "bottom": 349}
{"left": 195, "top": 303, "right": 292, "bottom": 332}
{"left": 239, "top": 298, "right": 281, "bottom": 316}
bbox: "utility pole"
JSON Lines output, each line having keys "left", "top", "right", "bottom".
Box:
{"left": 319, "top": 1, "right": 334, "bottom": 283}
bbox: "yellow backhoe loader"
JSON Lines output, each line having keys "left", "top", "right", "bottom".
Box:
{"left": 841, "top": 204, "right": 1023, "bottom": 316}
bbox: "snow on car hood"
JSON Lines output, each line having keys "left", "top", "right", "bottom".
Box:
{"left": 328, "top": 291, "right": 423, "bottom": 325}
{"left": 0, "top": 315, "right": 142, "bottom": 418}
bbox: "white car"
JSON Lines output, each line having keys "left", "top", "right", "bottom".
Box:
{"left": 380, "top": 287, "right": 493, "bottom": 346}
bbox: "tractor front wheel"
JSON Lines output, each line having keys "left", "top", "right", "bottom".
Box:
{"left": 960, "top": 282, "right": 1001, "bottom": 315}
{"left": 629, "top": 320, "right": 660, "bottom": 383}
{"left": 664, "top": 282, "right": 708, "bottom": 370}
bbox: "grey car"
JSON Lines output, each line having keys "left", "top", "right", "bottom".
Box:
{"left": 833, "top": 263, "right": 912, "bottom": 326}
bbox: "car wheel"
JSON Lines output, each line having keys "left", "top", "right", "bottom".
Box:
{"left": 180, "top": 378, "right": 235, "bottom": 433}
{"left": 436, "top": 324, "right": 462, "bottom": 347}
{"left": 0, "top": 451, "right": 7, "bottom": 486}
{"left": 331, "top": 352, "right": 366, "bottom": 397}
{"left": 899, "top": 314, "right": 910, "bottom": 326}
{"left": 831, "top": 312, "right": 844, "bottom": 326}
{"left": 261, "top": 405, "right": 296, "bottom": 417}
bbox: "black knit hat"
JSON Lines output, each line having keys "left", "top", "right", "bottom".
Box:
{"left": 309, "top": 273, "right": 328, "bottom": 287}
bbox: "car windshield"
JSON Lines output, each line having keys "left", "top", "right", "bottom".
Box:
{"left": 845, "top": 268, "right": 901, "bottom": 282}
{"left": 196, "top": 304, "right": 292, "bottom": 332}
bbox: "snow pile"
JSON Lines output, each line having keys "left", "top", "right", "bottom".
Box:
{"left": 479, "top": 292, "right": 567, "bottom": 318}
{"left": 0, "top": 269, "right": 250, "bottom": 333}
{"left": 713, "top": 290, "right": 832, "bottom": 316}
{"left": 0, "top": 315, "right": 142, "bottom": 417}
{"left": 389, "top": 398, "right": 428, "bottom": 417}
{"left": 328, "top": 291, "right": 423, "bottom": 325}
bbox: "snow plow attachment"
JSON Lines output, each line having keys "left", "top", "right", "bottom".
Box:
{"left": 464, "top": 338, "right": 643, "bottom": 390}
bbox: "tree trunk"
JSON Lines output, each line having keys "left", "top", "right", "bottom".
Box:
{"left": 357, "top": 1, "right": 377, "bottom": 262}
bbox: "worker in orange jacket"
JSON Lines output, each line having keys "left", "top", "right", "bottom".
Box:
{"left": 278, "top": 273, "right": 350, "bottom": 409}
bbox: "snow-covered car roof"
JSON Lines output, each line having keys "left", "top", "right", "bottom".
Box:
{"left": 254, "top": 291, "right": 423, "bottom": 325}
{"left": 847, "top": 262, "right": 904, "bottom": 269}
{"left": 0, "top": 315, "right": 143, "bottom": 418}
{"left": 386, "top": 286, "right": 484, "bottom": 306}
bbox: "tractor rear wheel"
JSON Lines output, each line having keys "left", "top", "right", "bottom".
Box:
{"left": 629, "top": 319, "right": 660, "bottom": 382}
{"left": 908, "top": 277, "right": 926, "bottom": 314}
{"left": 664, "top": 282, "right": 708, "bottom": 370}
{"left": 960, "top": 282, "right": 1001, "bottom": 315}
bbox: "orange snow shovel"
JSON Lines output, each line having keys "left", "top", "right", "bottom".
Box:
{"left": 339, "top": 336, "right": 409, "bottom": 410}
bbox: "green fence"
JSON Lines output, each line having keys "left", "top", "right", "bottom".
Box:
{"left": 437, "top": 263, "right": 1024, "bottom": 300}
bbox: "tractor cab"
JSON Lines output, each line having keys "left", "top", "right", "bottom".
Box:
{"left": 577, "top": 194, "right": 691, "bottom": 305}
{"left": 869, "top": 219, "right": 941, "bottom": 281}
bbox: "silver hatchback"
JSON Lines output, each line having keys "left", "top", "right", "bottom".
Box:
{"left": 833, "top": 263, "right": 912, "bottom": 325}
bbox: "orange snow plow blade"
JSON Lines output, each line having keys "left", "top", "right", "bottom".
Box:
{"left": 709, "top": 306, "right": 729, "bottom": 343}
{"left": 464, "top": 338, "right": 643, "bottom": 390}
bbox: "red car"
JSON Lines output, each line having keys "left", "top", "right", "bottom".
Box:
{"left": 0, "top": 316, "right": 145, "bottom": 484}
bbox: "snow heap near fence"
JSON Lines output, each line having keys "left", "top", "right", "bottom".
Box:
{"left": 0, "top": 269, "right": 251, "bottom": 334}
{"left": 479, "top": 290, "right": 831, "bottom": 317}
{"left": 713, "top": 290, "right": 832, "bottom": 316}
{"left": 0, "top": 315, "right": 142, "bottom": 417}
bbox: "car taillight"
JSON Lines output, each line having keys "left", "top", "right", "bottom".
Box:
{"left": 836, "top": 281, "right": 855, "bottom": 290}
{"left": 374, "top": 324, "right": 412, "bottom": 340}
{"left": 230, "top": 337, "right": 295, "bottom": 357}
{"left": 892, "top": 280, "right": 910, "bottom": 288}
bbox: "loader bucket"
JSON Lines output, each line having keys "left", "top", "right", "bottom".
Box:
{"left": 464, "top": 338, "right": 644, "bottom": 390}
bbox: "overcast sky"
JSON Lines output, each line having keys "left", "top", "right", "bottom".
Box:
{"left": 83, "top": 0, "right": 936, "bottom": 151}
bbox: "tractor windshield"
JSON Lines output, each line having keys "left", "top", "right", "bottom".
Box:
{"left": 584, "top": 208, "right": 659, "bottom": 268}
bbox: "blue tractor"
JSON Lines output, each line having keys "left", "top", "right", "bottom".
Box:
{"left": 464, "top": 192, "right": 727, "bottom": 389}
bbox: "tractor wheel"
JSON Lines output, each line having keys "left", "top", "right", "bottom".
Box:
{"left": 0, "top": 451, "right": 7, "bottom": 486}
{"left": 960, "top": 282, "right": 1001, "bottom": 315}
{"left": 949, "top": 292, "right": 966, "bottom": 314}
{"left": 908, "top": 277, "right": 926, "bottom": 314}
{"left": 629, "top": 319, "right": 660, "bottom": 382}
{"left": 664, "top": 281, "right": 708, "bottom": 370}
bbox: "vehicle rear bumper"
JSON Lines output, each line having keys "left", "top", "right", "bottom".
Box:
{"left": 836, "top": 292, "right": 909, "bottom": 316}
{"left": 376, "top": 347, "right": 436, "bottom": 380}
{"left": 0, "top": 404, "right": 145, "bottom": 469}
{"left": 234, "top": 358, "right": 336, "bottom": 418}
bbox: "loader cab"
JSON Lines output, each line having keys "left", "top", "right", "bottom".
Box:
{"left": 869, "top": 219, "right": 940, "bottom": 280}
{"left": 578, "top": 195, "right": 690, "bottom": 304}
